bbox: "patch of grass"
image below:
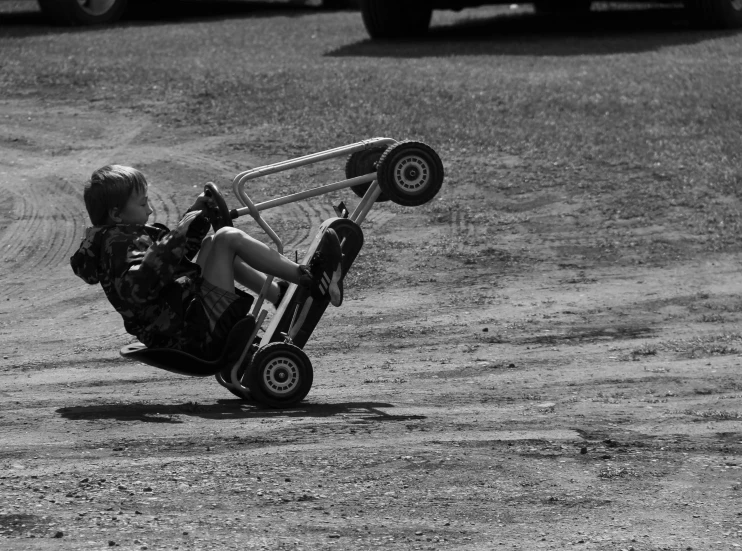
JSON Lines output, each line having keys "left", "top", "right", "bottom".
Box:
{"left": 598, "top": 466, "right": 640, "bottom": 479}
{"left": 701, "top": 314, "right": 725, "bottom": 323}
{"left": 679, "top": 409, "right": 742, "bottom": 420}
{"left": 631, "top": 344, "right": 658, "bottom": 357}
{"left": 656, "top": 333, "right": 742, "bottom": 359}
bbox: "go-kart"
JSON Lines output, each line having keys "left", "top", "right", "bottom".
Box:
{"left": 120, "top": 138, "right": 444, "bottom": 408}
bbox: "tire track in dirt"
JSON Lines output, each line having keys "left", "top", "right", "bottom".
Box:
{"left": 434, "top": 205, "right": 481, "bottom": 256}
{"left": 10, "top": 178, "right": 82, "bottom": 276}
{"left": 0, "top": 101, "right": 152, "bottom": 361}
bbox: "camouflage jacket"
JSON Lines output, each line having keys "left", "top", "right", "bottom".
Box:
{"left": 70, "top": 213, "right": 211, "bottom": 349}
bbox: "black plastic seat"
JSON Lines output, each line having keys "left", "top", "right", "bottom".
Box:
{"left": 120, "top": 315, "right": 257, "bottom": 377}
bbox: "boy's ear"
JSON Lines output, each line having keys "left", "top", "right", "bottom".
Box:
{"left": 108, "top": 207, "right": 121, "bottom": 223}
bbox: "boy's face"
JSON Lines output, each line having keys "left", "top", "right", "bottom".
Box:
{"left": 114, "top": 188, "right": 152, "bottom": 225}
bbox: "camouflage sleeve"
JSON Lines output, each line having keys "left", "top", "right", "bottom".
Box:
{"left": 183, "top": 209, "right": 211, "bottom": 261}
{"left": 108, "top": 230, "right": 190, "bottom": 306}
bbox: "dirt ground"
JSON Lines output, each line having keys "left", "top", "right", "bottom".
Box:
{"left": 2, "top": 4, "right": 742, "bottom": 551}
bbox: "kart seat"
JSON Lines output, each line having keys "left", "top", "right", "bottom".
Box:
{"left": 120, "top": 315, "right": 257, "bottom": 377}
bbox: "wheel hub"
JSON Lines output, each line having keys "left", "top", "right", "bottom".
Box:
{"left": 394, "top": 155, "right": 429, "bottom": 194}
{"left": 263, "top": 356, "right": 300, "bottom": 396}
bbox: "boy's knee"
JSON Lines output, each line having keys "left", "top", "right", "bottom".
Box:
{"left": 212, "top": 227, "right": 242, "bottom": 251}
{"left": 214, "top": 226, "right": 238, "bottom": 241}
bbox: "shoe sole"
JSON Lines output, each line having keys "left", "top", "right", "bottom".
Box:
{"left": 328, "top": 264, "right": 343, "bottom": 307}
{"left": 316, "top": 265, "right": 343, "bottom": 307}
{"left": 320, "top": 229, "right": 343, "bottom": 307}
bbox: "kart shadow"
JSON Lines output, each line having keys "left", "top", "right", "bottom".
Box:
{"left": 56, "top": 400, "right": 427, "bottom": 423}
{"left": 327, "top": 7, "right": 740, "bottom": 58}
{"left": 0, "top": 0, "right": 333, "bottom": 37}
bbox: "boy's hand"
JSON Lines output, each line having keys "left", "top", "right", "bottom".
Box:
{"left": 175, "top": 210, "right": 202, "bottom": 236}
{"left": 190, "top": 192, "right": 216, "bottom": 213}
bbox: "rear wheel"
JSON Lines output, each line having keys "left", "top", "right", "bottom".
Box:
{"left": 247, "top": 343, "right": 313, "bottom": 409}
{"left": 360, "top": 0, "right": 433, "bottom": 39}
{"left": 685, "top": 0, "right": 742, "bottom": 27}
{"left": 37, "top": 0, "right": 128, "bottom": 25}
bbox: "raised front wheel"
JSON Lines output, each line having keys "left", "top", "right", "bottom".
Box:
{"left": 345, "top": 146, "right": 390, "bottom": 202}
{"left": 376, "top": 141, "right": 444, "bottom": 207}
{"left": 247, "top": 343, "right": 313, "bottom": 408}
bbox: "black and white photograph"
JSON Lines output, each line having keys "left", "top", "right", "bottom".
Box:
{"left": 1, "top": 0, "right": 741, "bottom": 548}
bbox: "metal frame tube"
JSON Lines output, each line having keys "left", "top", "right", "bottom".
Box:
{"left": 350, "top": 180, "right": 382, "bottom": 225}
{"left": 231, "top": 137, "right": 397, "bottom": 248}
{"left": 232, "top": 173, "right": 375, "bottom": 218}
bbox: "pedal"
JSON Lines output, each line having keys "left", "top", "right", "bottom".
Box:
{"left": 333, "top": 201, "right": 349, "bottom": 219}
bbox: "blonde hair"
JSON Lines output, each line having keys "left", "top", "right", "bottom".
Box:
{"left": 84, "top": 165, "right": 148, "bottom": 225}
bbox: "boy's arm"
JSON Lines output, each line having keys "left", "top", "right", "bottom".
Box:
{"left": 182, "top": 208, "right": 210, "bottom": 260}
{"left": 182, "top": 192, "right": 215, "bottom": 260}
{"left": 110, "top": 214, "right": 200, "bottom": 305}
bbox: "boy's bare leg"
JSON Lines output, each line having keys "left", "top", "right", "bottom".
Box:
{"left": 233, "top": 261, "right": 281, "bottom": 304}
{"left": 198, "top": 228, "right": 304, "bottom": 295}
{"left": 196, "top": 236, "right": 281, "bottom": 303}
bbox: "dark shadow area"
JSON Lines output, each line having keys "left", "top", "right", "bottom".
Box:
{"left": 56, "top": 400, "right": 427, "bottom": 423}
{"left": 0, "top": 0, "right": 345, "bottom": 37}
{"left": 327, "top": 7, "right": 740, "bottom": 58}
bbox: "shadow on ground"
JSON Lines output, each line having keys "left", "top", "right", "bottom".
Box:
{"left": 327, "top": 7, "right": 740, "bottom": 58}
{"left": 56, "top": 400, "right": 426, "bottom": 423}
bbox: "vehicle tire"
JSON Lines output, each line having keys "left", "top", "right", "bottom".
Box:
{"left": 247, "top": 343, "right": 313, "bottom": 409}
{"left": 345, "top": 146, "right": 390, "bottom": 202}
{"left": 685, "top": 0, "right": 742, "bottom": 28}
{"left": 360, "top": 0, "right": 433, "bottom": 39}
{"left": 37, "top": 0, "right": 128, "bottom": 25}
{"left": 533, "top": 0, "right": 591, "bottom": 15}
{"left": 376, "top": 141, "right": 444, "bottom": 207}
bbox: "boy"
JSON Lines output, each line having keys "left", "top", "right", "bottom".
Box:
{"left": 70, "top": 165, "right": 343, "bottom": 360}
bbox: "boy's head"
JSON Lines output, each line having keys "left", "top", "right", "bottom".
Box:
{"left": 84, "top": 165, "right": 152, "bottom": 226}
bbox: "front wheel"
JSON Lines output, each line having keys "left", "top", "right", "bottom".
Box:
{"left": 247, "top": 343, "right": 313, "bottom": 408}
{"left": 345, "top": 146, "right": 390, "bottom": 202}
{"left": 685, "top": 0, "right": 742, "bottom": 28}
{"left": 360, "top": 0, "right": 433, "bottom": 39}
{"left": 37, "top": 0, "right": 128, "bottom": 25}
{"left": 376, "top": 141, "right": 444, "bottom": 207}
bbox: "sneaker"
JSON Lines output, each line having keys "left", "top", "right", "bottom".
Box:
{"left": 308, "top": 228, "right": 344, "bottom": 307}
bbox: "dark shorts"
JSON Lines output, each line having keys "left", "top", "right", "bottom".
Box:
{"left": 182, "top": 279, "right": 253, "bottom": 360}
